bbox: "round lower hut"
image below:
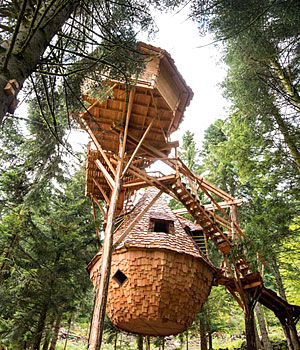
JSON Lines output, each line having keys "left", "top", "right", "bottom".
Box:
{"left": 87, "top": 188, "right": 215, "bottom": 336}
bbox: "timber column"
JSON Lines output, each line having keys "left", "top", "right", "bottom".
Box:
{"left": 88, "top": 140, "right": 124, "bottom": 350}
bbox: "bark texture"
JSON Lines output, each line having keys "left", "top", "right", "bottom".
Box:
{"left": 0, "top": 1, "right": 78, "bottom": 123}
{"left": 32, "top": 304, "right": 48, "bottom": 350}
{"left": 255, "top": 303, "right": 272, "bottom": 350}
{"left": 137, "top": 335, "right": 143, "bottom": 350}
{"left": 200, "top": 318, "right": 207, "bottom": 350}
{"left": 49, "top": 313, "right": 62, "bottom": 350}
{"left": 271, "top": 255, "right": 300, "bottom": 350}
{"left": 244, "top": 292, "right": 257, "bottom": 350}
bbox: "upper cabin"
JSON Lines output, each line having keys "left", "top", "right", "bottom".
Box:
{"left": 79, "top": 43, "right": 193, "bottom": 209}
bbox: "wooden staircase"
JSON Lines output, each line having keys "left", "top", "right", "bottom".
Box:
{"left": 164, "top": 167, "right": 300, "bottom": 327}
{"left": 168, "top": 177, "right": 251, "bottom": 277}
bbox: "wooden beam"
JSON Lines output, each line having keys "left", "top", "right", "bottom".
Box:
{"left": 92, "top": 195, "right": 108, "bottom": 219}
{"left": 122, "top": 174, "right": 176, "bottom": 189}
{"left": 81, "top": 117, "right": 116, "bottom": 177}
{"left": 150, "top": 90, "right": 168, "bottom": 143}
{"left": 113, "top": 190, "right": 163, "bottom": 248}
{"left": 95, "top": 159, "right": 115, "bottom": 190}
{"left": 120, "top": 89, "right": 135, "bottom": 165}
{"left": 88, "top": 134, "right": 125, "bottom": 350}
{"left": 91, "top": 197, "right": 101, "bottom": 249}
{"left": 93, "top": 179, "right": 110, "bottom": 205}
{"left": 121, "top": 115, "right": 158, "bottom": 178}
{"left": 173, "top": 199, "right": 243, "bottom": 214}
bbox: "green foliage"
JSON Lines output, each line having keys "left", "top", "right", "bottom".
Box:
{"left": 0, "top": 93, "right": 101, "bottom": 348}
{"left": 179, "top": 130, "right": 201, "bottom": 173}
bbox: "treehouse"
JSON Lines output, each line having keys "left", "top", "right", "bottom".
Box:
{"left": 80, "top": 42, "right": 300, "bottom": 349}
{"left": 87, "top": 188, "right": 215, "bottom": 336}
{"left": 79, "top": 43, "right": 193, "bottom": 215}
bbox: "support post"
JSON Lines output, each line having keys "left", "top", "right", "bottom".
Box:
{"left": 88, "top": 134, "right": 124, "bottom": 350}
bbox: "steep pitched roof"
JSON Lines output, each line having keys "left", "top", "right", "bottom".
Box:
{"left": 87, "top": 187, "right": 215, "bottom": 273}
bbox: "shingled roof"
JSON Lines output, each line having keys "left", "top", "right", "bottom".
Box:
{"left": 87, "top": 187, "right": 215, "bottom": 276}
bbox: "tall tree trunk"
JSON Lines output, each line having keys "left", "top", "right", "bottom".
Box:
{"left": 42, "top": 315, "right": 55, "bottom": 350}
{"left": 254, "top": 316, "right": 261, "bottom": 349}
{"left": 208, "top": 333, "right": 212, "bottom": 350}
{"left": 255, "top": 303, "right": 272, "bottom": 350}
{"left": 88, "top": 151, "right": 124, "bottom": 349}
{"left": 205, "top": 302, "right": 213, "bottom": 350}
{"left": 49, "top": 313, "right": 61, "bottom": 350}
{"left": 270, "top": 59, "right": 300, "bottom": 114}
{"left": 145, "top": 336, "right": 150, "bottom": 350}
{"left": 186, "top": 331, "right": 189, "bottom": 350}
{"left": 272, "top": 110, "right": 300, "bottom": 175}
{"left": 0, "top": 1, "right": 79, "bottom": 123}
{"left": 244, "top": 292, "right": 257, "bottom": 350}
{"left": 200, "top": 317, "right": 207, "bottom": 350}
{"left": 63, "top": 313, "right": 72, "bottom": 350}
{"left": 271, "top": 255, "right": 300, "bottom": 350}
{"left": 137, "top": 335, "right": 143, "bottom": 350}
{"left": 32, "top": 304, "right": 48, "bottom": 350}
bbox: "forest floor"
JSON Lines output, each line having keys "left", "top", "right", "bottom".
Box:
{"left": 56, "top": 329, "right": 289, "bottom": 350}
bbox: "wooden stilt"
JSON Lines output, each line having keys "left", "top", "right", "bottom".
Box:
{"left": 88, "top": 134, "right": 125, "bottom": 350}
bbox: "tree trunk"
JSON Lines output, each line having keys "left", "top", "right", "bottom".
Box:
{"left": 254, "top": 316, "right": 261, "bottom": 349}
{"left": 42, "top": 336, "right": 50, "bottom": 350}
{"left": 272, "top": 110, "right": 300, "bottom": 175}
{"left": 88, "top": 136, "right": 124, "bottom": 349}
{"left": 186, "top": 331, "right": 189, "bottom": 350}
{"left": 271, "top": 255, "right": 300, "bottom": 350}
{"left": 271, "top": 255, "right": 287, "bottom": 301}
{"left": 200, "top": 318, "right": 207, "bottom": 350}
{"left": 244, "top": 291, "right": 257, "bottom": 350}
{"left": 63, "top": 313, "right": 72, "bottom": 350}
{"left": 0, "top": 1, "right": 79, "bottom": 124}
{"left": 49, "top": 313, "right": 61, "bottom": 350}
{"left": 42, "top": 315, "right": 55, "bottom": 350}
{"left": 32, "top": 304, "right": 48, "bottom": 350}
{"left": 205, "top": 302, "right": 213, "bottom": 350}
{"left": 255, "top": 303, "right": 272, "bottom": 350}
{"left": 137, "top": 335, "right": 143, "bottom": 350}
{"left": 270, "top": 59, "right": 300, "bottom": 114}
{"left": 145, "top": 336, "right": 150, "bottom": 350}
{"left": 208, "top": 333, "right": 212, "bottom": 350}
{"left": 114, "top": 333, "right": 118, "bottom": 350}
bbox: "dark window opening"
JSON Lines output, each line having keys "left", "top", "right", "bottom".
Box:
{"left": 113, "top": 270, "right": 128, "bottom": 286}
{"left": 154, "top": 220, "right": 169, "bottom": 233}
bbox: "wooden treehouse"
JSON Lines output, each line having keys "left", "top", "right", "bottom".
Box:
{"left": 76, "top": 43, "right": 300, "bottom": 349}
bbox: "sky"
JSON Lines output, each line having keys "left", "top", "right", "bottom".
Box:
{"left": 143, "top": 9, "right": 230, "bottom": 145}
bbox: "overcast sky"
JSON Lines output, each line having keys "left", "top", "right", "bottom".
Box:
{"left": 147, "top": 9, "right": 230, "bottom": 145}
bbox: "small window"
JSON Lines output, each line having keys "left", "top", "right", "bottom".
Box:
{"left": 149, "top": 219, "right": 174, "bottom": 234}
{"left": 113, "top": 270, "right": 128, "bottom": 286}
{"left": 154, "top": 220, "right": 169, "bottom": 233}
